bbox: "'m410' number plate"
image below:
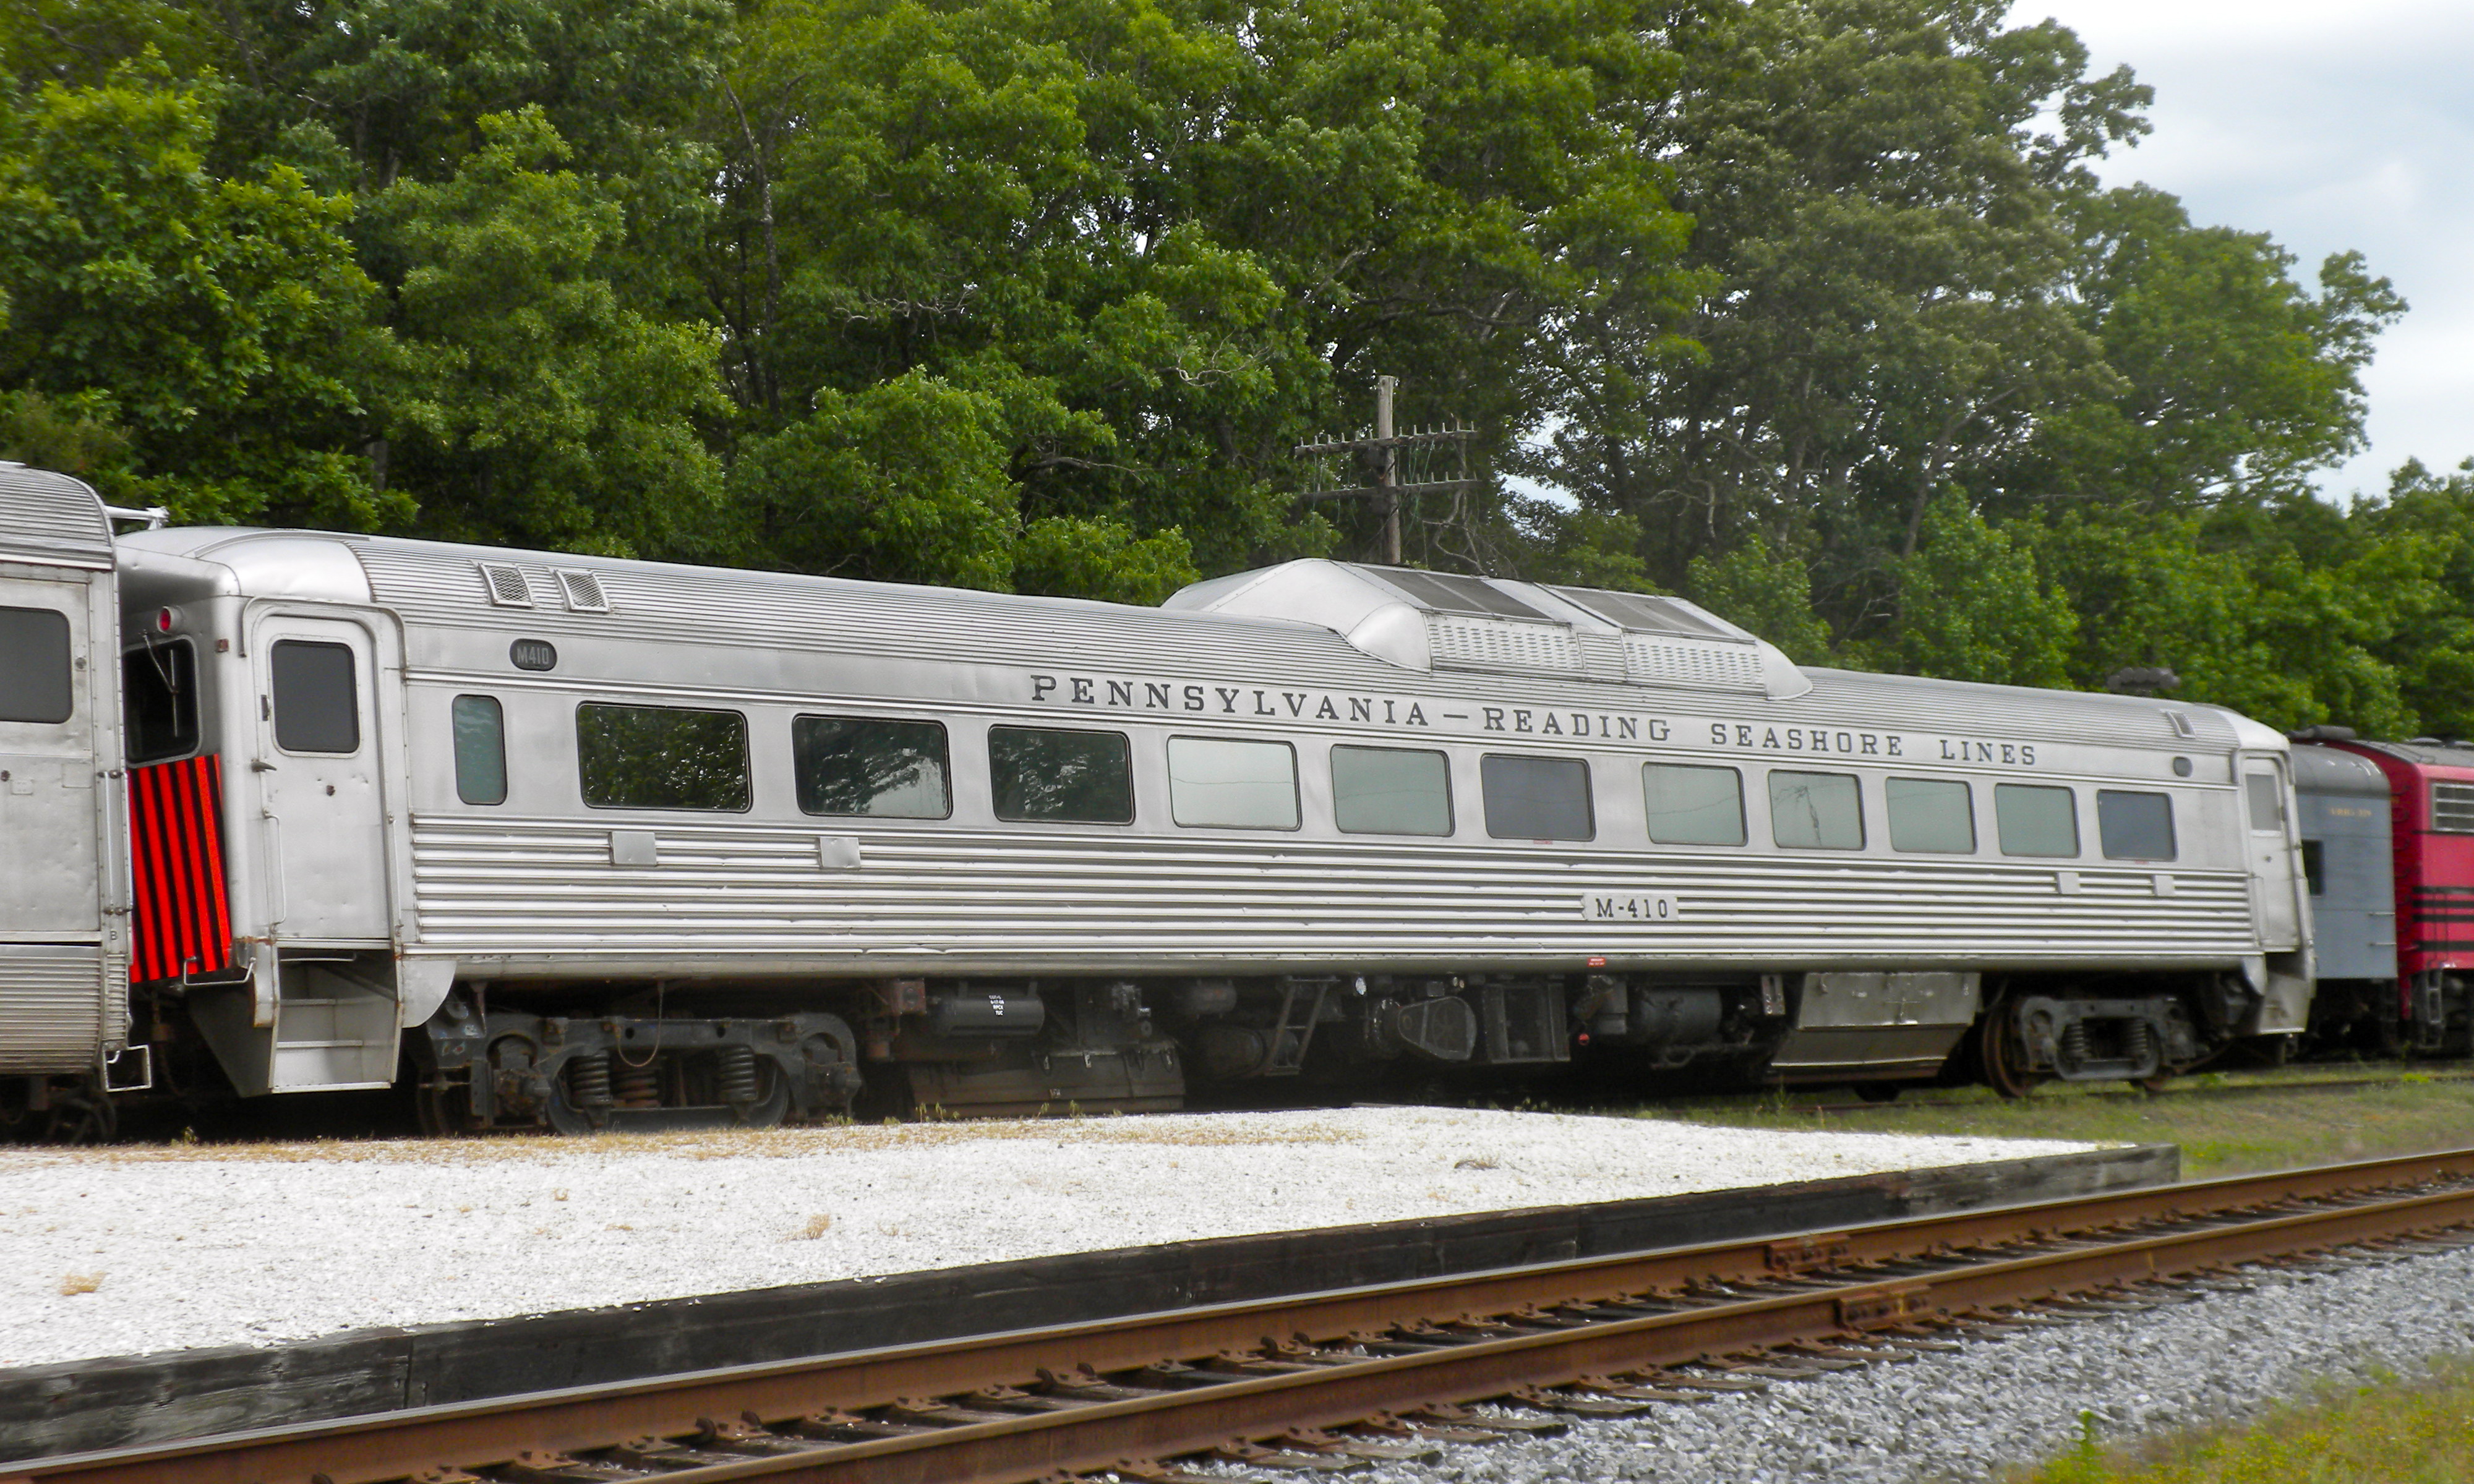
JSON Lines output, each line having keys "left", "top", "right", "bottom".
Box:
{"left": 1582, "top": 892, "right": 1680, "bottom": 923}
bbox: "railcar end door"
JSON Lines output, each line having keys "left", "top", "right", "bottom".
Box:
{"left": 0, "top": 572, "right": 105, "bottom": 938}
{"left": 2241, "top": 754, "right": 2305, "bottom": 952}
{"left": 249, "top": 613, "right": 390, "bottom": 943}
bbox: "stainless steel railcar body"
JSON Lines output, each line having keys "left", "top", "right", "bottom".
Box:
{"left": 1, "top": 464, "right": 2314, "bottom": 1129}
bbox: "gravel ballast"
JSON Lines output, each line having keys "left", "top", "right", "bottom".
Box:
{"left": 1349, "top": 1243, "right": 2474, "bottom": 1484}
{"left": 0, "top": 1106, "right": 2086, "bottom": 1369}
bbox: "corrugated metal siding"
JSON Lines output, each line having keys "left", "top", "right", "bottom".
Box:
{"left": 411, "top": 817, "right": 2258, "bottom": 971}
{"left": 0, "top": 945, "right": 106, "bottom": 1072}
{"left": 343, "top": 537, "right": 2235, "bottom": 753}
{"left": 0, "top": 466, "right": 113, "bottom": 567}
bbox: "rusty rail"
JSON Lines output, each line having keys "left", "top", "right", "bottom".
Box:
{"left": 20, "top": 1146, "right": 2474, "bottom": 1484}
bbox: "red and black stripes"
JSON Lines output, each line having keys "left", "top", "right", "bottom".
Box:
{"left": 128, "top": 754, "right": 233, "bottom": 984}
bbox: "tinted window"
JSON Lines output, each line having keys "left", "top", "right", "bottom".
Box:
{"left": 270, "top": 639, "right": 359, "bottom": 753}
{"left": 576, "top": 704, "right": 749, "bottom": 811}
{"left": 452, "top": 696, "right": 507, "bottom": 806}
{"left": 989, "top": 726, "right": 1133, "bottom": 824}
{"left": 793, "top": 715, "right": 951, "bottom": 819}
{"left": 1643, "top": 762, "right": 1745, "bottom": 845}
{"left": 1168, "top": 737, "right": 1299, "bottom": 829}
{"left": 2098, "top": 789, "right": 2177, "bottom": 860}
{"left": 1886, "top": 777, "right": 1974, "bottom": 853}
{"left": 1770, "top": 770, "right": 1864, "bottom": 850}
{"left": 1481, "top": 754, "right": 1594, "bottom": 841}
{"left": 1995, "top": 783, "right": 2078, "bottom": 857}
{"left": 0, "top": 607, "right": 74, "bottom": 724}
{"left": 2246, "top": 772, "right": 2285, "bottom": 833}
{"left": 1332, "top": 745, "right": 1453, "bottom": 835}
{"left": 2301, "top": 838, "right": 2324, "bottom": 896}
{"left": 123, "top": 640, "right": 197, "bottom": 763}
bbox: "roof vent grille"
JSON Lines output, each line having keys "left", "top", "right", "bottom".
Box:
{"left": 477, "top": 561, "right": 534, "bottom": 608}
{"left": 1429, "top": 615, "right": 1581, "bottom": 673}
{"left": 557, "top": 569, "right": 609, "bottom": 613}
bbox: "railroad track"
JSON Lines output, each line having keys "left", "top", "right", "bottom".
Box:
{"left": 1733, "top": 1064, "right": 2474, "bottom": 1116}
{"left": 21, "top": 1148, "right": 2474, "bottom": 1484}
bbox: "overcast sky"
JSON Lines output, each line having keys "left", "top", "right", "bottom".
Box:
{"left": 2008, "top": 0, "right": 2474, "bottom": 500}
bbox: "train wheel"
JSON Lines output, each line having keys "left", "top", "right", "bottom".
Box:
{"left": 415, "top": 1079, "right": 484, "bottom": 1137}
{"left": 1979, "top": 1007, "right": 2037, "bottom": 1100}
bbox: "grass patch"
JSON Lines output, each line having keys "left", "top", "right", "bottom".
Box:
{"left": 1650, "top": 1069, "right": 2474, "bottom": 1179}
{"left": 2008, "top": 1360, "right": 2474, "bottom": 1482}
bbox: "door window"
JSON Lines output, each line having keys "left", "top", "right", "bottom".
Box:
{"left": 124, "top": 640, "right": 198, "bottom": 762}
{"left": 270, "top": 639, "right": 360, "bottom": 753}
{"left": 0, "top": 606, "right": 73, "bottom": 723}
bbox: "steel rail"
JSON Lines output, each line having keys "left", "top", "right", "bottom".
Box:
{"left": 19, "top": 1146, "right": 2474, "bottom": 1484}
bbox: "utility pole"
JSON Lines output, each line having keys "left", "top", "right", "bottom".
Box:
{"left": 1292, "top": 376, "right": 1478, "bottom": 566}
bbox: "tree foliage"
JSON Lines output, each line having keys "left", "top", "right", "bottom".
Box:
{"left": 1, "top": 0, "right": 2467, "bottom": 744}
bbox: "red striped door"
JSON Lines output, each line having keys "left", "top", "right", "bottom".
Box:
{"left": 128, "top": 754, "right": 232, "bottom": 983}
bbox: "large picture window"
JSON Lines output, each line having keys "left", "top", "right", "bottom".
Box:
{"left": 270, "top": 639, "right": 360, "bottom": 754}
{"left": 1643, "top": 762, "right": 1745, "bottom": 846}
{"left": 576, "top": 703, "right": 750, "bottom": 811}
{"left": 1481, "top": 754, "right": 1594, "bottom": 841}
{"left": 1886, "top": 777, "right": 1974, "bottom": 853}
{"left": 988, "top": 726, "right": 1134, "bottom": 824}
{"left": 1995, "top": 783, "right": 2078, "bottom": 857}
{"left": 1770, "top": 770, "right": 1864, "bottom": 850}
{"left": 1332, "top": 745, "right": 1453, "bottom": 836}
{"left": 2097, "top": 789, "right": 2177, "bottom": 861}
{"left": 0, "top": 607, "right": 73, "bottom": 724}
{"left": 793, "top": 715, "right": 951, "bottom": 819}
{"left": 1168, "top": 736, "right": 1299, "bottom": 829}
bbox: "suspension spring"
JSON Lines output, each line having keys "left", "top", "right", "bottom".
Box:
{"left": 2126, "top": 1017, "right": 2156, "bottom": 1067}
{"left": 718, "top": 1045, "right": 759, "bottom": 1105}
{"left": 612, "top": 1063, "right": 662, "bottom": 1108}
{"left": 2060, "top": 1018, "right": 2092, "bottom": 1070}
{"left": 567, "top": 1052, "right": 614, "bottom": 1109}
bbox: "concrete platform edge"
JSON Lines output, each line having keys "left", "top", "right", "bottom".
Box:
{"left": 0, "top": 1142, "right": 2176, "bottom": 1459}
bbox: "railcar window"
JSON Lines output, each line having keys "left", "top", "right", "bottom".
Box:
{"left": 793, "top": 715, "right": 951, "bottom": 819}
{"left": 1995, "top": 783, "right": 2078, "bottom": 857}
{"left": 2301, "top": 839, "right": 2325, "bottom": 896}
{"left": 0, "top": 606, "right": 74, "bottom": 724}
{"left": 1168, "top": 736, "right": 1299, "bottom": 830}
{"left": 2430, "top": 782, "right": 2474, "bottom": 833}
{"left": 1331, "top": 745, "right": 1453, "bottom": 835}
{"left": 1886, "top": 777, "right": 1974, "bottom": 853}
{"left": 452, "top": 696, "right": 508, "bottom": 806}
{"left": 2246, "top": 772, "right": 2287, "bottom": 833}
{"left": 1643, "top": 762, "right": 1745, "bottom": 845}
{"left": 576, "top": 703, "right": 750, "bottom": 811}
{"left": 2097, "top": 789, "right": 2177, "bottom": 860}
{"left": 988, "top": 725, "right": 1134, "bottom": 824}
{"left": 1770, "top": 770, "right": 1864, "bottom": 850}
{"left": 270, "top": 639, "right": 360, "bottom": 753}
{"left": 1481, "top": 754, "right": 1594, "bottom": 841}
{"left": 122, "top": 640, "right": 197, "bottom": 762}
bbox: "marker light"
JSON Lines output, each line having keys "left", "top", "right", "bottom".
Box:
{"left": 155, "top": 607, "right": 174, "bottom": 634}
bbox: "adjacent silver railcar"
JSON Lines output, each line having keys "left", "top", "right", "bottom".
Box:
{"left": 0, "top": 464, "right": 2311, "bottom": 1135}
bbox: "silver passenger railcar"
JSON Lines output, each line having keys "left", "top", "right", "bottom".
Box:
{"left": 0, "top": 464, "right": 2312, "bottom": 1135}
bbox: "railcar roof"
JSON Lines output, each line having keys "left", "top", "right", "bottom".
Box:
{"left": 111, "top": 527, "right": 2258, "bottom": 751}
{"left": 2342, "top": 738, "right": 2474, "bottom": 772}
{"left": 2292, "top": 741, "right": 2393, "bottom": 796}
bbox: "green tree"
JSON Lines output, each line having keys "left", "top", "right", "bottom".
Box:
{"left": 0, "top": 64, "right": 381, "bottom": 522}
{"left": 359, "top": 108, "right": 727, "bottom": 556}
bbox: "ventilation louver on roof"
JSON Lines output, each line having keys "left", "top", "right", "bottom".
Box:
{"left": 556, "top": 569, "right": 610, "bottom": 613}
{"left": 477, "top": 561, "right": 534, "bottom": 608}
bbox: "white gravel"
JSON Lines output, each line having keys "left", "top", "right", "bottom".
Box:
{"left": 0, "top": 1106, "right": 2084, "bottom": 1369}
{"left": 1348, "top": 1243, "right": 2474, "bottom": 1483}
